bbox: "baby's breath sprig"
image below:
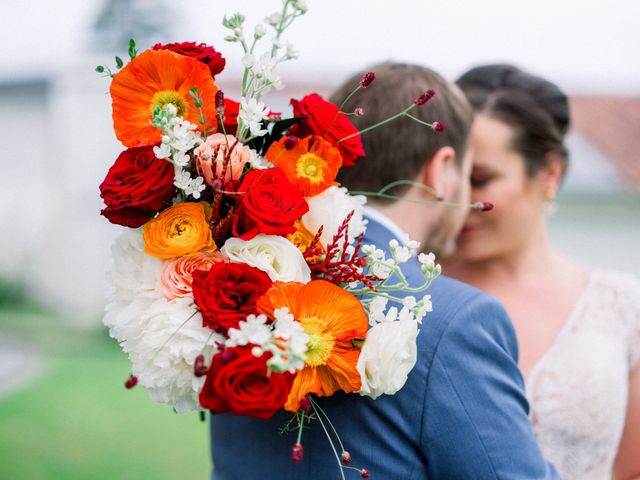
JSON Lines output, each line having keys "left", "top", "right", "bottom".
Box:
{"left": 223, "top": 1, "right": 307, "bottom": 144}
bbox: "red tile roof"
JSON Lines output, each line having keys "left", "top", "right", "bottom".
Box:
{"left": 569, "top": 96, "right": 640, "bottom": 192}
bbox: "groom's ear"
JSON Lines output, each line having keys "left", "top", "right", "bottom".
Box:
{"left": 419, "top": 146, "right": 456, "bottom": 199}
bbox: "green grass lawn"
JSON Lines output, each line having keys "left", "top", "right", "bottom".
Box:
{"left": 0, "top": 306, "right": 211, "bottom": 480}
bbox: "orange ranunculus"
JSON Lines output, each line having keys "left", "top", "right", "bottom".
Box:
{"left": 286, "top": 219, "right": 321, "bottom": 254}
{"left": 110, "top": 49, "right": 218, "bottom": 147}
{"left": 143, "top": 202, "right": 216, "bottom": 259}
{"left": 257, "top": 280, "right": 368, "bottom": 411}
{"left": 265, "top": 135, "right": 342, "bottom": 197}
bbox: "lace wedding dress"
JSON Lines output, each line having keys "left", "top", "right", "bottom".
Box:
{"left": 526, "top": 269, "right": 640, "bottom": 480}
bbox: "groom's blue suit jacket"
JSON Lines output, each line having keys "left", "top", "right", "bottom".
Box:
{"left": 209, "top": 217, "right": 558, "bottom": 479}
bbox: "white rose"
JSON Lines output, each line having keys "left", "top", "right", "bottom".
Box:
{"left": 221, "top": 234, "right": 311, "bottom": 283}
{"left": 356, "top": 318, "right": 419, "bottom": 399}
{"left": 302, "top": 186, "right": 367, "bottom": 247}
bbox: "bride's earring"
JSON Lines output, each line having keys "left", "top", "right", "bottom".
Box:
{"left": 543, "top": 188, "right": 558, "bottom": 217}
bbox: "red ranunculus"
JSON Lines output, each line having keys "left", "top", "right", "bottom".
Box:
{"left": 232, "top": 168, "right": 309, "bottom": 240}
{"left": 290, "top": 93, "right": 365, "bottom": 167}
{"left": 192, "top": 263, "right": 272, "bottom": 333}
{"left": 153, "top": 41, "right": 226, "bottom": 77}
{"left": 99, "top": 145, "right": 176, "bottom": 228}
{"left": 200, "top": 345, "right": 294, "bottom": 419}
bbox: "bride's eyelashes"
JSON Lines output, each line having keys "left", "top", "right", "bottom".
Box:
{"left": 470, "top": 174, "right": 494, "bottom": 188}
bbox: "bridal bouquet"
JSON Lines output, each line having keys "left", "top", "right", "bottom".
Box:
{"left": 99, "top": 0, "right": 442, "bottom": 474}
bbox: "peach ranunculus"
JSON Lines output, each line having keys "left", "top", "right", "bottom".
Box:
{"left": 194, "top": 133, "right": 251, "bottom": 185}
{"left": 143, "top": 202, "right": 217, "bottom": 259}
{"left": 161, "top": 252, "right": 226, "bottom": 300}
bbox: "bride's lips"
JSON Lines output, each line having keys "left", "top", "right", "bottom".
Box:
{"left": 459, "top": 225, "right": 476, "bottom": 236}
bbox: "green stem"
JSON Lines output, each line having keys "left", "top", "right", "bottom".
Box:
{"left": 324, "top": 84, "right": 361, "bottom": 138}
{"left": 335, "top": 104, "right": 415, "bottom": 145}
{"left": 403, "top": 112, "right": 435, "bottom": 129}
{"left": 309, "top": 397, "right": 346, "bottom": 454}
{"left": 309, "top": 399, "right": 346, "bottom": 480}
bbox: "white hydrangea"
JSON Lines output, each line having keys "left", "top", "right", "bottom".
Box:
{"left": 302, "top": 186, "right": 367, "bottom": 247}
{"left": 104, "top": 229, "right": 220, "bottom": 413}
{"left": 128, "top": 298, "right": 221, "bottom": 413}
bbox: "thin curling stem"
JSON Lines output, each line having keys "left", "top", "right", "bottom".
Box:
{"left": 403, "top": 112, "right": 436, "bottom": 129}
{"left": 335, "top": 104, "right": 415, "bottom": 145}
{"left": 324, "top": 84, "right": 362, "bottom": 139}
{"left": 377, "top": 179, "right": 441, "bottom": 200}
{"left": 349, "top": 191, "right": 480, "bottom": 209}
{"left": 310, "top": 399, "right": 346, "bottom": 480}
{"left": 309, "top": 397, "right": 346, "bottom": 454}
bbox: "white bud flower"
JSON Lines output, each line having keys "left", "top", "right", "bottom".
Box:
{"left": 265, "top": 12, "right": 281, "bottom": 26}
{"left": 242, "top": 53, "right": 255, "bottom": 68}
{"left": 254, "top": 24, "right": 267, "bottom": 37}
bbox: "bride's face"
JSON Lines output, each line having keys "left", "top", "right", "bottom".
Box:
{"left": 451, "top": 114, "right": 547, "bottom": 262}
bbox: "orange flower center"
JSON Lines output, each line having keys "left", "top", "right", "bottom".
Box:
{"left": 300, "top": 316, "right": 335, "bottom": 367}
{"left": 296, "top": 153, "right": 327, "bottom": 184}
{"left": 150, "top": 90, "right": 189, "bottom": 117}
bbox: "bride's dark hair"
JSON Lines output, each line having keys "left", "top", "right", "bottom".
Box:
{"left": 456, "top": 64, "right": 570, "bottom": 178}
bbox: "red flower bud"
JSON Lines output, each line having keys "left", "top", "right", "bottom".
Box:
{"left": 292, "top": 443, "right": 304, "bottom": 464}
{"left": 354, "top": 107, "right": 365, "bottom": 116}
{"left": 219, "top": 347, "right": 234, "bottom": 364}
{"left": 480, "top": 201, "right": 494, "bottom": 212}
{"left": 194, "top": 354, "right": 208, "bottom": 377}
{"left": 215, "top": 90, "right": 225, "bottom": 113}
{"left": 360, "top": 469, "right": 370, "bottom": 478}
{"left": 432, "top": 121, "right": 445, "bottom": 132}
{"left": 125, "top": 375, "right": 138, "bottom": 389}
{"left": 284, "top": 136, "right": 299, "bottom": 150}
{"left": 341, "top": 451, "right": 351, "bottom": 465}
{"left": 298, "top": 396, "right": 311, "bottom": 413}
{"left": 415, "top": 88, "right": 436, "bottom": 106}
{"left": 360, "top": 71, "right": 376, "bottom": 88}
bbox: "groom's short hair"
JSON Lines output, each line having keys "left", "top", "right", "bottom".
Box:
{"left": 333, "top": 62, "right": 473, "bottom": 198}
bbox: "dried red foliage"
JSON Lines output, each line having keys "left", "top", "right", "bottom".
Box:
{"left": 304, "top": 211, "right": 379, "bottom": 290}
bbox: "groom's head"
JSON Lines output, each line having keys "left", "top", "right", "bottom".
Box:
{"left": 333, "top": 62, "right": 474, "bottom": 255}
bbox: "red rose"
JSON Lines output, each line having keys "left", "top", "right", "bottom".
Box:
{"left": 290, "top": 93, "right": 365, "bottom": 167}
{"left": 222, "top": 98, "right": 240, "bottom": 135}
{"left": 99, "top": 146, "right": 176, "bottom": 228}
{"left": 153, "top": 42, "right": 226, "bottom": 77}
{"left": 232, "top": 168, "right": 309, "bottom": 240}
{"left": 192, "top": 263, "right": 272, "bottom": 333}
{"left": 200, "top": 345, "right": 294, "bottom": 419}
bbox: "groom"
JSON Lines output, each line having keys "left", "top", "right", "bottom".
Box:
{"left": 209, "top": 63, "right": 558, "bottom": 479}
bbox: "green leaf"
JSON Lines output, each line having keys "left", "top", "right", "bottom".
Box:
{"left": 128, "top": 38, "right": 137, "bottom": 59}
{"left": 95, "top": 65, "right": 105, "bottom": 73}
{"left": 115, "top": 56, "right": 124, "bottom": 69}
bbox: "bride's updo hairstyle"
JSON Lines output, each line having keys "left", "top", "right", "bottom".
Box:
{"left": 456, "top": 64, "right": 570, "bottom": 178}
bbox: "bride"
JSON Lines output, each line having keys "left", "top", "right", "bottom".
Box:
{"left": 442, "top": 64, "right": 640, "bottom": 480}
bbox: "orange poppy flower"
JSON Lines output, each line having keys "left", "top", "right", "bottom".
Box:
{"left": 265, "top": 135, "right": 342, "bottom": 197}
{"left": 110, "top": 49, "right": 218, "bottom": 147}
{"left": 257, "top": 280, "right": 368, "bottom": 411}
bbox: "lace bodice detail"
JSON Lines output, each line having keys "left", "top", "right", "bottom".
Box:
{"left": 526, "top": 269, "right": 640, "bottom": 479}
